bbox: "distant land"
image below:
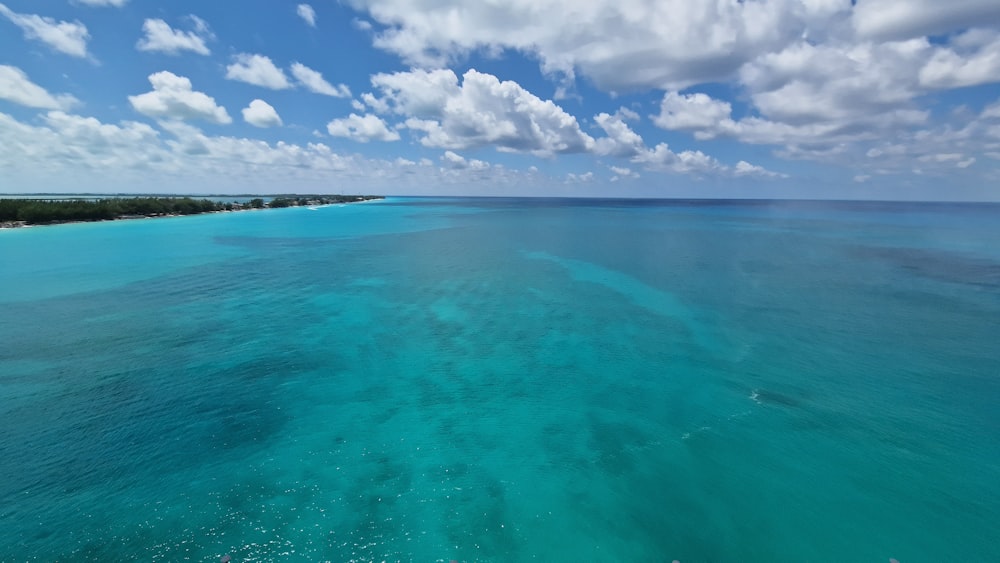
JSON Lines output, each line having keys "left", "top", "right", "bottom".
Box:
{"left": 0, "top": 195, "right": 383, "bottom": 229}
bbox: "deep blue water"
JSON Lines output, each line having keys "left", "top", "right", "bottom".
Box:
{"left": 1, "top": 198, "right": 998, "bottom": 561}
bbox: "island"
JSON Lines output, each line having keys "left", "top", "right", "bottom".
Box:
{"left": 0, "top": 195, "right": 384, "bottom": 228}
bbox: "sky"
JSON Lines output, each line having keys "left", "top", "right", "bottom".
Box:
{"left": 1, "top": 0, "right": 1000, "bottom": 199}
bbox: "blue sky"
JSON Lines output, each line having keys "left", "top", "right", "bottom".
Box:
{"left": 1, "top": 0, "right": 999, "bottom": 199}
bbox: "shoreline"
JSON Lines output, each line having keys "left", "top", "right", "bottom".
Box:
{"left": 0, "top": 195, "right": 383, "bottom": 230}
{"left": 1, "top": 209, "right": 247, "bottom": 231}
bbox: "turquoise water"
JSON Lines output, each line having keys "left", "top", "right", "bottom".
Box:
{"left": 1, "top": 198, "right": 998, "bottom": 561}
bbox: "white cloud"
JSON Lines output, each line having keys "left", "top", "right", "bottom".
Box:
{"left": 297, "top": 4, "right": 316, "bottom": 27}
{"left": 366, "top": 68, "right": 594, "bottom": 155}
{"left": 225, "top": 54, "right": 291, "bottom": 90}
{"left": 136, "top": 17, "right": 212, "bottom": 55}
{"left": 853, "top": 0, "right": 1000, "bottom": 40}
{"left": 352, "top": 18, "right": 372, "bottom": 31}
{"left": 157, "top": 121, "right": 357, "bottom": 173}
{"left": 917, "top": 152, "right": 976, "bottom": 166}
{"left": 0, "top": 110, "right": 166, "bottom": 174}
{"left": 609, "top": 165, "right": 639, "bottom": 181}
{"left": 592, "top": 111, "right": 645, "bottom": 157}
{"left": 734, "top": 160, "right": 786, "bottom": 178}
{"left": 651, "top": 91, "right": 744, "bottom": 140}
{"left": 441, "top": 150, "right": 489, "bottom": 170}
{"left": 345, "top": 0, "right": 848, "bottom": 91}
{"left": 653, "top": 92, "right": 734, "bottom": 132}
{"left": 326, "top": 113, "right": 400, "bottom": 142}
{"left": 74, "top": 0, "right": 128, "bottom": 6}
{"left": 360, "top": 92, "right": 389, "bottom": 113}
{"left": 639, "top": 28, "right": 1000, "bottom": 181}
{"left": 242, "top": 99, "right": 282, "bottom": 128}
{"left": 740, "top": 39, "right": 930, "bottom": 125}
{"left": 338, "top": 0, "right": 1000, "bottom": 186}
{"left": 833, "top": 106, "right": 1000, "bottom": 178}
{"left": 291, "top": 63, "right": 351, "bottom": 97}
{"left": 355, "top": 69, "right": 778, "bottom": 179}
{"left": 0, "top": 108, "right": 554, "bottom": 195}
{"left": 632, "top": 143, "right": 726, "bottom": 175}
{"left": 0, "top": 65, "right": 78, "bottom": 110}
{"left": 651, "top": 40, "right": 933, "bottom": 148}
{"left": 128, "top": 71, "right": 231, "bottom": 124}
{"left": 0, "top": 106, "right": 797, "bottom": 196}
{"left": 565, "top": 171, "right": 594, "bottom": 183}
{"left": 919, "top": 29, "right": 1000, "bottom": 89}
{"left": 0, "top": 110, "right": 407, "bottom": 194}
{"left": 982, "top": 100, "right": 1000, "bottom": 120}
{"left": 335, "top": 0, "right": 1000, "bottom": 192}
{"left": 0, "top": 3, "right": 90, "bottom": 58}
{"left": 610, "top": 134, "right": 784, "bottom": 178}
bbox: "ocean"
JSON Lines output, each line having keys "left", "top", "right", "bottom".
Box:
{"left": 1, "top": 197, "right": 998, "bottom": 561}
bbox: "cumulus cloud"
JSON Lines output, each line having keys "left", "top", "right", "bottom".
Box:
{"left": 734, "top": 160, "right": 787, "bottom": 178}
{"left": 592, "top": 110, "right": 646, "bottom": 158}
{"left": 0, "top": 3, "right": 90, "bottom": 58}
{"left": 919, "top": 29, "right": 1000, "bottom": 89}
{"left": 654, "top": 49, "right": 930, "bottom": 147}
{"left": 0, "top": 65, "right": 78, "bottom": 110}
{"left": 621, "top": 137, "right": 783, "bottom": 178}
{"left": 656, "top": 99, "right": 877, "bottom": 148}
{"left": 296, "top": 4, "right": 316, "bottom": 27}
{"left": 136, "top": 16, "right": 212, "bottom": 55}
{"left": 364, "top": 68, "right": 594, "bottom": 155}
{"left": 342, "top": 1, "right": 1000, "bottom": 177}
{"left": 153, "top": 121, "right": 357, "bottom": 173}
{"left": 645, "top": 25, "right": 1000, "bottom": 178}
{"left": 740, "top": 39, "right": 931, "bottom": 125}
{"left": 653, "top": 91, "right": 773, "bottom": 142}
{"left": 326, "top": 113, "right": 400, "bottom": 142}
{"left": 225, "top": 54, "right": 291, "bottom": 90}
{"left": 565, "top": 171, "right": 594, "bottom": 183}
{"left": 853, "top": 0, "right": 1000, "bottom": 40}
{"left": 609, "top": 165, "right": 639, "bottom": 181}
{"left": 128, "top": 71, "right": 231, "bottom": 124}
{"left": 918, "top": 152, "right": 976, "bottom": 168}
{"left": 0, "top": 110, "right": 165, "bottom": 175}
{"left": 0, "top": 107, "right": 791, "bottom": 196}
{"left": 0, "top": 110, "right": 360, "bottom": 189}
{"left": 345, "top": 0, "right": 847, "bottom": 91}
{"left": 291, "top": 63, "right": 351, "bottom": 97}
{"left": 0, "top": 108, "right": 545, "bottom": 194}
{"left": 836, "top": 105, "right": 1000, "bottom": 178}
{"left": 441, "top": 150, "right": 489, "bottom": 170}
{"left": 982, "top": 100, "right": 1000, "bottom": 120}
{"left": 334, "top": 0, "right": 1000, "bottom": 189}
{"left": 355, "top": 68, "right": 774, "bottom": 178}
{"left": 242, "top": 99, "right": 282, "bottom": 128}
{"left": 653, "top": 92, "right": 735, "bottom": 132}
{"left": 632, "top": 143, "right": 726, "bottom": 175}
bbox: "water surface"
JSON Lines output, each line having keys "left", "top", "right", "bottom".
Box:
{"left": 1, "top": 198, "right": 998, "bottom": 561}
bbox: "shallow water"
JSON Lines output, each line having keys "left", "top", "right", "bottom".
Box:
{"left": 1, "top": 198, "right": 998, "bottom": 561}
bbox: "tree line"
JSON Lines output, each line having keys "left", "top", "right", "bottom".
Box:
{"left": 0, "top": 197, "right": 224, "bottom": 224}
{"left": 0, "top": 195, "right": 383, "bottom": 225}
